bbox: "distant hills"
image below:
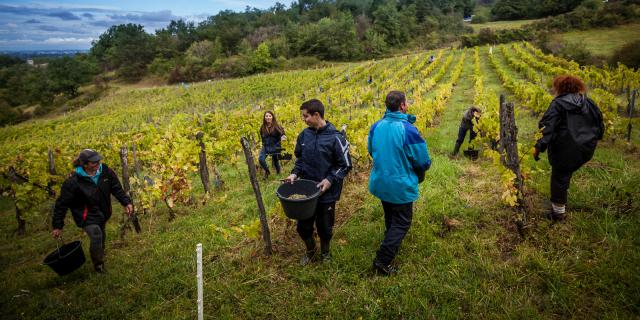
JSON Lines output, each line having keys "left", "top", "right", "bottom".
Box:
{"left": 0, "top": 50, "right": 88, "bottom": 60}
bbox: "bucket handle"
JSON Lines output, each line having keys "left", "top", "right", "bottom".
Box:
{"left": 54, "top": 236, "right": 64, "bottom": 258}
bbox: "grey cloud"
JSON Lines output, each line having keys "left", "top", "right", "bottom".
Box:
{"left": 82, "top": 13, "right": 95, "bottom": 20}
{"left": 24, "top": 19, "right": 41, "bottom": 24}
{"left": 47, "top": 11, "right": 82, "bottom": 21}
{"left": 108, "top": 10, "right": 177, "bottom": 22}
{"left": 38, "top": 25, "right": 60, "bottom": 32}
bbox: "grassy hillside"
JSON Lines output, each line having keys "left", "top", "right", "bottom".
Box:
{"left": 1, "top": 44, "right": 639, "bottom": 319}
{"left": 469, "top": 19, "right": 542, "bottom": 32}
{"left": 550, "top": 23, "right": 640, "bottom": 58}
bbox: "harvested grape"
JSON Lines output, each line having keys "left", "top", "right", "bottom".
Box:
{"left": 288, "top": 194, "right": 307, "bottom": 200}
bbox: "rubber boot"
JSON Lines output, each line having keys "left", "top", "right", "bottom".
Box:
{"left": 320, "top": 240, "right": 331, "bottom": 263}
{"left": 300, "top": 238, "right": 316, "bottom": 266}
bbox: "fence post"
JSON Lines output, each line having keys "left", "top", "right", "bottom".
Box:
{"left": 240, "top": 137, "right": 273, "bottom": 255}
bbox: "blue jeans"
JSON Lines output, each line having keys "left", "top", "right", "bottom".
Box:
{"left": 258, "top": 148, "right": 281, "bottom": 174}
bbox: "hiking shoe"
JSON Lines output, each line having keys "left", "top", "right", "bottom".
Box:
{"left": 321, "top": 252, "right": 332, "bottom": 264}
{"left": 299, "top": 249, "right": 317, "bottom": 266}
{"left": 544, "top": 210, "right": 566, "bottom": 222}
{"left": 373, "top": 261, "right": 397, "bottom": 276}
{"left": 94, "top": 264, "right": 106, "bottom": 273}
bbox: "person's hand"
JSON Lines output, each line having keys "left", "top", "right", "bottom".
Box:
{"left": 281, "top": 135, "right": 287, "bottom": 141}
{"left": 533, "top": 148, "right": 540, "bottom": 161}
{"left": 317, "top": 179, "right": 332, "bottom": 193}
{"left": 125, "top": 204, "right": 134, "bottom": 216}
{"left": 284, "top": 174, "right": 297, "bottom": 184}
{"left": 52, "top": 229, "right": 62, "bottom": 238}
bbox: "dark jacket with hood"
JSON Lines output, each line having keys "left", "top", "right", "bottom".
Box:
{"left": 260, "top": 126, "right": 285, "bottom": 154}
{"left": 52, "top": 163, "right": 131, "bottom": 229}
{"left": 535, "top": 93, "right": 604, "bottom": 172}
{"left": 292, "top": 121, "right": 352, "bottom": 203}
{"left": 460, "top": 106, "right": 481, "bottom": 130}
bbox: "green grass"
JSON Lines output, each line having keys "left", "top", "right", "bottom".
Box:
{"left": 470, "top": 19, "right": 542, "bottom": 32}
{"left": 550, "top": 23, "right": 640, "bottom": 57}
{"left": 1, "top": 47, "right": 639, "bottom": 319}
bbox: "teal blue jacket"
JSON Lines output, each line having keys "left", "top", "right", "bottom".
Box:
{"left": 368, "top": 111, "right": 431, "bottom": 204}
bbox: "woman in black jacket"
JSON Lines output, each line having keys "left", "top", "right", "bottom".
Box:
{"left": 259, "top": 111, "right": 286, "bottom": 177}
{"left": 52, "top": 149, "right": 133, "bottom": 272}
{"left": 534, "top": 75, "right": 604, "bottom": 222}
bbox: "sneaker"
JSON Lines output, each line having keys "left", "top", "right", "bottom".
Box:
{"left": 373, "top": 261, "right": 397, "bottom": 276}
{"left": 321, "top": 252, "right": 332, "bottom": 264}
{"left": 299, "top": 249, "right": 317, "bottom": 266}
{"left": 94, "top": 264, "right": 106, "bottom": 273}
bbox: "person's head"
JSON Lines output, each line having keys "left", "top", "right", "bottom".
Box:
{"left": 72, "top": 149, "right": 102, "bottom": 172}
{"left": 264, "top": 111, "right": 275, "bottom": 125}
{"left": 300, "top": 99, "right": 325, "bottom": 128}
{"left": 385, "top": 91, "right": 407, "bottom": 113}
{"left": 552, "top": 75, "right": 586, "bottom": 96}
{"left": 261, "top": 111, "right": 282, "bottom": 135}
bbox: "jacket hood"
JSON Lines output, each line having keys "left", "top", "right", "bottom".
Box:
{"left": 384, "top": 110, "right": 416, "bottom": 124}
{"left": 554, "top": 93, "right": 586, "bottom": 113}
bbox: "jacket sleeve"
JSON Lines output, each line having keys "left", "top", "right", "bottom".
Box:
{"left": 291, "top": 132, "right": 304, "bottom": 176}
{"left": 109, "top": 168, "right": 132, "bottom": 206}
{"left": 403, "top": 123, "right": 431, "bottom": 172}
{"left": 52, "top": 177, "right": 76, "bottom": 229}
{"left": 535, "top": 102, "right": 562, "bottom": 153}
{"left": 327, "top": 133, "right": 352, "bottom": 185}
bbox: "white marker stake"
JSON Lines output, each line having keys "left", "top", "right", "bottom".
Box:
{"left": 196, "top": 243, "right": 203, "bottom": 320}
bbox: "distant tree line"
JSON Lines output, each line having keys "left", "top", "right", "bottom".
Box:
{"left": 88, "top": 0, "right": 476, "bottom": 82}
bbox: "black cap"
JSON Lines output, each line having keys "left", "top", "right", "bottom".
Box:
{"left": 78, "top": 149, "right": 103, "bottom": 163}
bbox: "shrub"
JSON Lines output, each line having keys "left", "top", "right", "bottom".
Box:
{"left": 610, "top": 40, "right": 640, "bottom": 68}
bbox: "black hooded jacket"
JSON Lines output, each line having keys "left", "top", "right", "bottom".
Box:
{"left": 52, "top": 163, "right": 131, "bottom": 229}
{"left": 535, "top": 93, "right": 604, "bottom": 172}
{"left": 292, "top": 121, "right": 352, "bottom": 203}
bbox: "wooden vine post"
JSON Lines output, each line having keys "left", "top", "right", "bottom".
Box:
{"left": 196, "top": 132, "right": 211, "bottom": 195}
{"left": 47, "top": 148, "right": 56, "bottom": 175}
{"left": 240, "top": 136, "right": 273, "bottom": 255}
{"left": 119, "top": 146, "right": 143, "bottom": 237}
{"left": 627, "top": 88, "right": 637, "bottom": 142}
{"left": 499, "top": 95, "right": 526, "bottom": 221}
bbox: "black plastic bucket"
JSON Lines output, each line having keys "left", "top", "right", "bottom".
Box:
{"left": 43, "top": 241, "right": 85, "bottom": 276}
{"left": 464, "top": 149, "right": 479, "bottom": 161}
{"left": 276, "top": 179, "right": 321, "bottom": 220}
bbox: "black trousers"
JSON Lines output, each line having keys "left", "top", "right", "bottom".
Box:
{"left": 550, "top": 167, "right": 574, "bottom": 205}
{"left": 456, "top": 125, "right": 477, "bottom": 145}
{"left": 296, "top": 202, "right": 335, "bottom": 241}
{"left": 375, "top": 201, "right": 413, "bottom": 266}
{"left": 83, "top": 223, "right": 106, "bottom": 266}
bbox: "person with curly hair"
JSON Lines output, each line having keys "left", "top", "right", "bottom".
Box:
{"left": 533, "top": 75, "right": 604, "bottom": 222}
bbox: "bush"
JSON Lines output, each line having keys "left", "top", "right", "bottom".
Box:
{"left": 610, "top": 40, "right": 640, "bottom": 68}
{"left": 471, "top": 13, "right": 489, "bottom": 24}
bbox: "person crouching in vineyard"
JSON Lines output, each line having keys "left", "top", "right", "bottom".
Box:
{"left": 259, "top": 111, "right": 286, "bottom": 178}
{"left": 368, "top": 91, "right": 431, "bottom": 275}
{"left": 284, "top": 99, "right": 352, "bottom": 265}
{"left": 452, "top": 106, "right": 481, "bottom": 156}
{"left": 533, "top": 75, "right": 604, "bottom": 222}
{"left": 51, "top": 149, "right": 133, "bottom": 273}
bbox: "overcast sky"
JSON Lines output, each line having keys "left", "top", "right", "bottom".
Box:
{"left": 0, "top": 1, "right": 281, "bottom": 51}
